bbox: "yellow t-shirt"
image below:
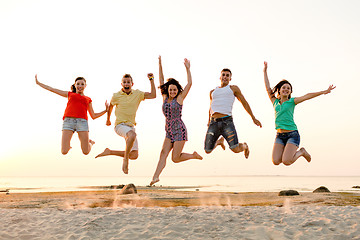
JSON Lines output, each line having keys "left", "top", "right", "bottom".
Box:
{"left": 111, "top": 89, "right": 145, "bottom": 126}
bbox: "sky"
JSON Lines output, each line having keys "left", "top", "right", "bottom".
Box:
{"left": 0, "top": 0, "right": 359, "bottom": 177}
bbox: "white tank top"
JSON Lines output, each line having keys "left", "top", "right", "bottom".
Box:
{"left": 210, "top": 85, "right": 235, "bottom": 116}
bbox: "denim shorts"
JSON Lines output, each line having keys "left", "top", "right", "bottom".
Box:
{"left": 204, "top": 116, "right": 239, "bottom": 152}
{"left": 275, "top": 130, "right": 300, "bottom": 147}
{"left": 62, "top": 117, "right": 89, "bottom": 132}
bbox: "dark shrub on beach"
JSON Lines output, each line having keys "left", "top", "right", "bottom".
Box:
{"left": 313, "top": 186, "right": 330, "bottom": 193}
{"left": 120, "top": 183, "right": 137, "bottom": 194}
{"left": 278, "top": 190, "right": 299, "bottom": 196}
{"left": 352, "top": 186, "right": 360, "bottom": 189}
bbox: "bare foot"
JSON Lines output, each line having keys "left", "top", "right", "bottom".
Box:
{"left": 301, "top": 147, "right": 312, "bottom": 162}
{"left": 95, "top": 148, "right": 111, "bottom": 158}
{"left": 122, "top": 158, "right": 129, "bottom": 174}
{"left": 149, "top": 178, "right": 159, "bottom": 186}
{"left": 193, "top": 151, "right": 203, "bottom": 160}
{"left": 216, "top": 137, "right": 226, "bottom": 150}
{"left": 243, "top": 143, "right": 250, "bottom": 159}
{"left": 89, "top": 139, "right": 95, "bottom": 145}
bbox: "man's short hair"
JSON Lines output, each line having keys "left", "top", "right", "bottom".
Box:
{"left": 221, "top": 68, "right": 232, "bottom": 75}
{"left": 122, "top": 74, "right": 133, "bottom": 81}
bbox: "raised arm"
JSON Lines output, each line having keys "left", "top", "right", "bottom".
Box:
{"left": 35, "top": 74, "right": 68, "bottom": 97}
{"left": 263, "top": 61, "right": 276, "bottom": 103}
{"left": 158, "top": 56, "right": 165, "bottom": 86}
{"left": 177, "top": 58, "right": 192, "bottom": 103}
{"left": 294, "top": 85, "right": 336, "bottom": 105}
{"left": 88, "top": 101, "right": 110, "bottom": 120}
{"left": 231, "top": 85, "right": 262, "bottom": 128}
{"left": 144, "top": 73, "right": 156, "bottom": 99}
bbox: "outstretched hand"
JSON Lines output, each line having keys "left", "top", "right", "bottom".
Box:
{"left": 253, "top": 118, "right": 262, "bottom": 128}
{"left": 105, "top": 100, "right": 110, "bottom": 112}
{"left": 184, "top": 58, "right": 190, "bottom": 69}
{"left": 35, "top": 74, "right": 40, "bottom": 85}
{"left": 263, "top": 61, "right": 268, "bottom": 72}
{"left": 324, "top": 85, "right": 336, "bottom": 94}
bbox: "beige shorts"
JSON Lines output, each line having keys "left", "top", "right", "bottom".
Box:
{"left": 114, "top": 123, "right": 138, "bottom": 151}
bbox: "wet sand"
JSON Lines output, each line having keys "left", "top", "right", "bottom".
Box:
{"left": 1, "top": 186, "right": 360, "bottom": 209}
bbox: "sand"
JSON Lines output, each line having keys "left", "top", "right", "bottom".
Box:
{"left": 1, "top": 187, "right": 360, "bottom": 239}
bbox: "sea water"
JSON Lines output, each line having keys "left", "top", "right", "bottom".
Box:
{"left": 1, "top": 176, "right": 359, "bottom": 193}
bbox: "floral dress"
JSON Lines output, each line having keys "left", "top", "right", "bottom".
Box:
{"left": 162, "top": 97, "right": 188, "bottom": 142}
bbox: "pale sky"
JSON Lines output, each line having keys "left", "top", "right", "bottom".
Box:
{"left": 1, "top": 0, "right": 359, "bottom": 177}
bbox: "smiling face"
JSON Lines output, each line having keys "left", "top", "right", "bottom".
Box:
{"left": 168, "top": 84, "right": 179, "bottom": 98}
{"left": 121, "top": 77, "right": 133, "bottom": 92}
{"left": 279, "top": 83, "right": 292, "bottom": 97}
{"left": 74, "top": 79, "right": 86, "bottom": 94}
{"left": 220, "top": 70, "right": 232, "bottom": 86}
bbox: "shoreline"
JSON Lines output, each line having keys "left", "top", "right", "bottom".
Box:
{"left": 1, "top": 187, "right": 360, "bottom": 209}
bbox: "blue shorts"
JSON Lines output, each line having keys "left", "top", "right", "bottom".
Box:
{"left": 275, "top": 130, "right": 300, "bottom": 147}
{"left": 62, "top": 117, "right": 89, "bottom": 132}
{"left": 204, "top": 116, "right": 239, "bottom": 152}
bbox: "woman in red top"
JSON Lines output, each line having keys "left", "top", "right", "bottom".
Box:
{"left": 35, "top": 75, "right": 109, "bottom": 155}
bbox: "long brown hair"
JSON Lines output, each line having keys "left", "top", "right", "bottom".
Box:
{"left": 160, "top": 78, "right": 183, "bottom": 98}
{"left": 271, "top": 79, "right": 292, "bottom": 99}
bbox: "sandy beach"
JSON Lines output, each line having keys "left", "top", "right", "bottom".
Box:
{"left": 1, "top": 187, "right": 360, "bottom": 239}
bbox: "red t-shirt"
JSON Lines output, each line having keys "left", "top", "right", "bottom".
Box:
{"left": 63, "top": 92, "right": 92, "bottom": 120}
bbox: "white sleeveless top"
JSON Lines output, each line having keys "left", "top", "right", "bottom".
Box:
{"left": 210, "top": 85, "right": 235, "bottom": 116}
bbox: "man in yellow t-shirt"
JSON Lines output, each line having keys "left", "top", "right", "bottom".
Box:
{"left": 96, "top": 73, "right": 156, "bottom": 174}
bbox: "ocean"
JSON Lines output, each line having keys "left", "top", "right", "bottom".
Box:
{"left": 1, "top": 176, "right": 360, "bottom": 193}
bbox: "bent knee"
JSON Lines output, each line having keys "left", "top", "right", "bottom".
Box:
{"left": 282, "top": 160, "right": 293, "bottom": 166}
{"left": 61, "top": 151, "right": 69, "bottom": 155}
{"left": 172, "top": 156, "right": 181, "bottom": 163}
{"left": 127, "top": 131, "right": 137, "bottom": 139}
{"left": 129, "top": 152, "right": 138, "bottom": 160}
{"left": 272, "top": 158, "right": 282, "bottom": 165}
{"left": 204, "top": 148, "right": 213, "bottom": 154}
{"left": 61, "top": 148, "right": 70, "bottom": 155}
{"left": 81, "top": 148, "right": 91, "bottom": 155}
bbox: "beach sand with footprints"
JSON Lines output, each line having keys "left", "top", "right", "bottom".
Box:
{"left": 1, "top": 186, "right": 360, "bottom": 239}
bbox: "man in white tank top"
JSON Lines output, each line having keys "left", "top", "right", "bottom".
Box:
{"left": 204, "top": 68, "right": 262, "bottom": 158}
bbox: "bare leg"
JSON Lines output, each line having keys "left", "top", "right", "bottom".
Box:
{"left": 282, "top": 144, "right": 311, "bottom": 166}
{"left": 150, "top": 138, "right": 173, "bottom": 186}
{"left": 230, "top": 142, "right": 250, "bottom": 158}
{"left": 122, "top": 130, "right": 137, "bottom": 174}
{"left": 95, "top": 148, "right": 138, "bottom": 159}
{"left": 61, "top": 130, "right": 74, "bottom": 155}
{"left": 300, "top": 147, "right": 312, "bottom": 162}
{"left": 215, "top": 137, "right": 226, "bottom": 150}
{"left": 272, "top": 143, "right": 285, "bottom": 165}
{"left": 78, "top": 131, "right": 93, "bottom": 155}
{"left": 172, "top": 141, "right": 203, "bottom": 163}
